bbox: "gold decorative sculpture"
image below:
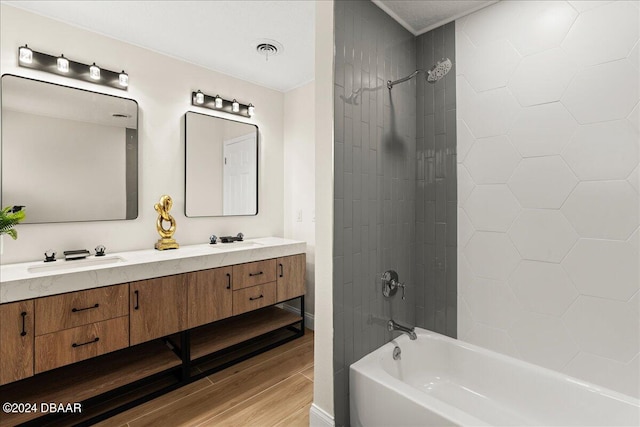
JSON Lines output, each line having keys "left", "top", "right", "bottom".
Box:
{"left": 154, "top": 195, "right": 179, "bottom": 250}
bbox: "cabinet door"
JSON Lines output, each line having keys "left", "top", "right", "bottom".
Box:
{"left": 276, "top": 254, "right": 306, "bottom": 302}
{"left": 187, "top": 267, "right": 233, "bottom": 329}
{"left": 0, "top": 300, "right": 34, "bottom": 385}
{"left": 130, "top": 274, "right": 187, "bottom": 345}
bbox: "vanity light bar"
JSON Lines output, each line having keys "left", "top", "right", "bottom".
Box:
{"left": 191, "top": 90, "right": 255, "bottom": 118}
{"left": 17, "top": 45, "right": 129, "bottom": 91}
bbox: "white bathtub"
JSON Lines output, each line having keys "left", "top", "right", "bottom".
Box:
{"left": 350, "top": 328, "right": 640, "bottom": 426}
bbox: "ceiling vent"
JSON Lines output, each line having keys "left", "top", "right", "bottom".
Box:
{"left": 255, "top": 39, "right": 283, "bottom": 61}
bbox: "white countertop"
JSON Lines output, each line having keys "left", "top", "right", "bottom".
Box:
{"left": 0, "top": 237, "right": 306, "bottom": 304}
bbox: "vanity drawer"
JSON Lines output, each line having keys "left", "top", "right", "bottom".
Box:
{"left": 35, "top": 284, "right": 128, "bottom": 336}
{"left": 232, "top": 259, "right": 277, "bottom": 290}
{"left": 232, "top": 282, "right": 276, "bottom": 315}
{"left": 34, "top": 316, "right": 129, "bottom": 373}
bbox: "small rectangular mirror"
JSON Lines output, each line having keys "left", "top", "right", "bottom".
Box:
{"left": 1, "top": 74, "right": 138, "bottom": 223}
{"left": 185, "top": 112, "right": 258, "bottom": 217}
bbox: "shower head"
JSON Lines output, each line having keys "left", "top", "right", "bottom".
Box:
{"left": 426, "top": 58, "right": 452, "bottom": 83}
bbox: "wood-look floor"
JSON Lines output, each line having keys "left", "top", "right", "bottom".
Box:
{"left": 95, "top": 330, "right": 314, "bottom": 427}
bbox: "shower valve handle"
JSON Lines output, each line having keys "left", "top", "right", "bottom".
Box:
{"left": 394, "top": 280, "right": 406, "bottom": 300}
{"left": 381, "top": 270, "right": 406, "bottom": 299}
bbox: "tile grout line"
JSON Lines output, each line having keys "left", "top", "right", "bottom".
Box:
{"left": 197, "top": 366, "right": 314, "bottom": 426}
{"left": 206, "top": 335, "right": 314, "bottom": 385}
{"left": 123, "top": 334, "right": 313, "bottom": 425}
{"left": 123, "top": 381, "right": 217, "bottom": 425}
{"left": 273, "top": 402, "right": 313, "bottom": 427}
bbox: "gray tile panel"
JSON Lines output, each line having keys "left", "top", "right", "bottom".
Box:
{"left": 333, "top": 2, "right": 456, "bottom": 425}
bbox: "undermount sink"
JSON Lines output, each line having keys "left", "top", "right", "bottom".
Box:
{"left": 28, "top": 256, "right": 126, "bottom": 273}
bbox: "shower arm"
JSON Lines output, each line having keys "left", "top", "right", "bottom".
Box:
{"left": 387, "top": 70, "right": 424, "bottom": 89}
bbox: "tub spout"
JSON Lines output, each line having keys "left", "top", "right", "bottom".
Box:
{"left": 388, "top": 319, "right": 417, "bottom": 340}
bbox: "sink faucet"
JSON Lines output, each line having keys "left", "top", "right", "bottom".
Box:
{"left": 388, "top": 319, "right": 417, "bottom": 340}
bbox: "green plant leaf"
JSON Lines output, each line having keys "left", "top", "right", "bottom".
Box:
{"left": 0, "top": 206, "right": 25, "bottom": 239}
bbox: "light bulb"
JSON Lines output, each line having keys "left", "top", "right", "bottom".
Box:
{"left": 195, "top": 90, "right": 204, "bottom": 105}
{"left": 57, "top": 54, "right": 69, "bottom": 73}
{"left": 248, "top": 104, "right": 255, "bottom": 117}
{"left": 215, "top": 95, "right": 223, "bottom": 109}
{"left": 89, "top": 63, "right": 101, "bottom": 80}
{"left": 119, "top": 71, "right": 129, "bottom": 87}
{"left": 19, "top": 45, "right": 33, "bottom": 64}
{"left": 232, "top": 99, "right": 239, "bottom": 113}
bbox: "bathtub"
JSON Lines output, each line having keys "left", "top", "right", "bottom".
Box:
{"left": 350, "top": 328, "right": 640, "bottom": 426}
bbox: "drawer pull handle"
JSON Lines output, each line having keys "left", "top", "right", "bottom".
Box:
{"left": 279, "top": 263, "right": 284, "bottom": 278}
{"left": 72, "top": 337, "right": 100, "bottom": 348}
{"left": 72, "top": 303, "right": 100, "bottom": 313}
{"left": 226, "top": 273, "right": 231, "bottom": 289}
{"left": 134, "top": 290, "right": 139, "bottom": 310}
{"left": 20, "top": 311, "right": 27, "bottom": 337}
{"left": 249, "top": 271, "right": 263, "bottom": 277}
{"left": 249, "top": 294, "right": 264, "bottom": 301}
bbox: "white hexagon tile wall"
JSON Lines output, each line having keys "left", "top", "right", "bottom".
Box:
{"left": 455, "top": 0, "right": 640, "bottom": 398}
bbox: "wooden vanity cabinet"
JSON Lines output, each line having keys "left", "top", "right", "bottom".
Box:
{"left": 187, "top": 267, "right": 233, "bottom": 329}
{"left": 276, "top": 254, "right": 306, "bottom": 302}
{"left": 130, "top": 274, "right": 188, "bottom": 345}
{"left": 0, "top": 251, "right": 306, "bottom": 425}
{"left": 0, "top": 300, "right": 34, "bottom": 385}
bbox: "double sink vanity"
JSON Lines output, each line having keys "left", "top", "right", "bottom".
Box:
{"left": 0, "top": 237, "right": 306, "bottom": 426}
{"left": 0, "top": 56, "right": 285, "bottom": 426}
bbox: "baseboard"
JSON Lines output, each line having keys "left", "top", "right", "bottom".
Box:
{"left": 283, "top": 303, "right": 315, "bottom": 330}
{"left": 310, "top": 403, "right": 335, "bottom": 427}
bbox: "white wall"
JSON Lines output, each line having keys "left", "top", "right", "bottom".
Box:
{"left": 284, "top": 81, "right": 316, "bottom": 322}
{"left": 0, "top": 4, "right": 284, "bottom": 263}
{"left": 456, "top": 0, "right": 639, "bottom": 397}
{"left": 312, "top": 0, "right": 335, "bottom": 423}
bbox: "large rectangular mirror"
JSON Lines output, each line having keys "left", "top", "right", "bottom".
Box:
{"left": 185, "top": 112, "right": 258, "bottom": 217}
{"left": 1, "top": 74, "right": 138, "bottom": 223}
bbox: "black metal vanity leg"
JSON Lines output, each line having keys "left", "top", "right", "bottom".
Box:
{"left": 180, "top": 330, "right": 191, "bottom": 382}
{"left": 300, "top": 295, "right": 305, "bottom": 334}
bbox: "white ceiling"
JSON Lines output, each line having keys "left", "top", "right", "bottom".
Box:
{"left": 4, "top": 1, "right": 316, "bottom": 93}
{"left": 374, "top": 0, "right": 498, "bottom": 35}
{"left": 6, "top": 1, "right": 498, "bottom": 92}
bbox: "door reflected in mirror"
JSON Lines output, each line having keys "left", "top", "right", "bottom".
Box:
{"left": 185, "top": 112, "right": 258, "bottom": 217}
